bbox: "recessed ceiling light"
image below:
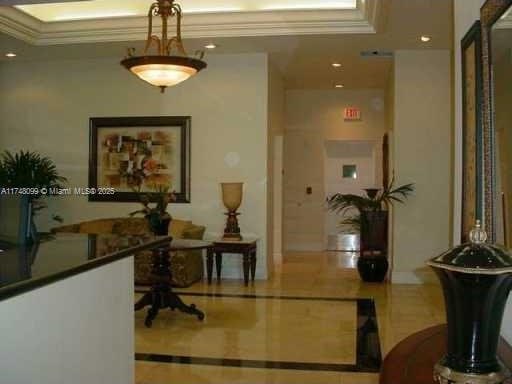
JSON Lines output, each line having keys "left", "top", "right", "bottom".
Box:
{"left": 5, "top": 53, "right": 16, "bottom": 58}
{"left": 204, "top": 43, "right": 217, "bottom": 50}
{"left": 332, "top": 63, "right": 342, "bottom": 68}
{"left": 420, "top": 35, "right": 431, "bottom": 42}
{"left": 335, "top": 84, "right": 344, "bottom": 88}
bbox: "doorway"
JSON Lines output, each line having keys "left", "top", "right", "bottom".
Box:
{"left": 324, "top": 140, "right": 380, "bottom": 251}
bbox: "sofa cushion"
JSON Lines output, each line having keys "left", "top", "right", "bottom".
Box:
{"left": 78, "top": 219, "right": 117, "bottom": 234}
{"left": 170, "top": 219, "right": 193, "bottom": 238}
{"left": 182, "top": 225, "right": 206, "bottom": 240}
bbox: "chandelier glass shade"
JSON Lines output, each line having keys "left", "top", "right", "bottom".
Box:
{"left": 121, "top": 0, "right": 207, "bottom": 92}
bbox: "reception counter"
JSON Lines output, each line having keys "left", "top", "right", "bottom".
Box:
{"left": 0, "top": 233, "right": 170, "bottom": 384}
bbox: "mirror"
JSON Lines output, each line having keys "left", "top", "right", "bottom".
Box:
{"left": 491, "top": 4, "right": 512, "bottom": 246}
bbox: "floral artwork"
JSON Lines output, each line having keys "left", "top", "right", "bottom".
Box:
{"left": 89, "top": 117, "right": 191, "bottom": 203}
{"left": 98, "top": 127, "right": 177, "bottom": 191}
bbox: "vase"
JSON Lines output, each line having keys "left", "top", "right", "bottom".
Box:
{"left": 147, "top": 217, "right": 171, "bottom": 236}
{"left": 357, "top": 254, "right": 389, "bottom": 282}
{"left": 428, "top": 223, "right": 512, "bottom": 383}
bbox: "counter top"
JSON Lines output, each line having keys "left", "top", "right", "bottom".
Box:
{"left": 0, "top": 233, "right": 171, "bottom": 302}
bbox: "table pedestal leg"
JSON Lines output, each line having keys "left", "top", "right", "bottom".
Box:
{"left": 134, "top": 245, "right": 204, "bottom": 327}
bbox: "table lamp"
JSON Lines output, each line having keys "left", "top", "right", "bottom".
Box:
{"left": 221, "top": 182, "right": 243, "bottom": 240}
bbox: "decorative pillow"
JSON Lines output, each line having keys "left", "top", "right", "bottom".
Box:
{"left": 182, "top": 225, "right": 206, "bottom": 240}
{"left": 170, "top": 220, "right": 193, "bottom": 238}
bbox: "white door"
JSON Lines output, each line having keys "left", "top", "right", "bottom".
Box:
{"left": 324, "top": 140, "right": 378, "bottom": 250}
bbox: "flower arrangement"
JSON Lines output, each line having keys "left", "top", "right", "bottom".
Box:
{"left": 129, "top": 184, "right": 176, "bottom": 235}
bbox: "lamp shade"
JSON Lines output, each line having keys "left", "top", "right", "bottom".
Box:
{"left": 221, "top": 183, "right": 243, "bottom": 211}
{"left": 121, "top": 56, "right": 207, "bottom": 89}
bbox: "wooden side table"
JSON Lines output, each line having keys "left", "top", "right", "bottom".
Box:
{"left": 379, "top": 324, "right": 512, "bottom": 384}
{"left": 207, "top": 238, "right": 258, "bottom": 286}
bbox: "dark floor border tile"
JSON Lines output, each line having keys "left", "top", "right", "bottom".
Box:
{"left": 135, "top": 353, "right": 358, "bottom": 373}
{"left": 135, "top": 295, "right": 382, "bottom": 373}
{"left": 136, "top": 288, "right": 359, "bottom": 302}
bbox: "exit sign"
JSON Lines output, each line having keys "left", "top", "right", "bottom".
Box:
{"left": 344, "top": 107, "right": 361, "bottom": 121}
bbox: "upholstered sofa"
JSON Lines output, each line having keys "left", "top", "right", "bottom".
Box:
{"left": 52, "top": 217, "right": 205, "bottom": 287}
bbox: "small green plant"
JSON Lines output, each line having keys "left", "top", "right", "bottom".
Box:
{"left": 0, "top": 150, "right": 67, "bottom": 190}
{"left": 327, "top": 176, "right": 414, "bottom": 232}
{"left": 0, "top": 150, "right": 67, "bottom": 221}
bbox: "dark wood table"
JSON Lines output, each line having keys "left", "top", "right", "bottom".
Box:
{"left": 206, "top": 238, "right": 258, "bottom": 286}
{"left": 134, "top": 239, "right": 213, "bottom": 327}
{"left": 379, "top": 324, "right": 512, "bottom": 384}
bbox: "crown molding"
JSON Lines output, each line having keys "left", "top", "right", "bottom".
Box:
{"left": 0, "top": 6, "right": 40, "bottom": 44}
{"left": 0, "top": 1, "right": 382, "bottom": 46}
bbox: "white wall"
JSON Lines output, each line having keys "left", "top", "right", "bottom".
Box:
{"left": 267, "top": 63, "right": 285, "bottom": 273}
{"left": 391, "top": 50, "right": 452, "bottom": 284}
{"left": 273, "top": 135, "right": 284, "bottom": 262}
{"left": 284, "top": 89, "right": 386, "bottom": 251}
{"left": 0, "top": 53, "right": 270, "bottom": 279}
{"left": 0, "top": 258, "right": 134, "bottom": 384}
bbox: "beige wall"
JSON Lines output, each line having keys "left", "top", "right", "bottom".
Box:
{"left": 284, "top": 89, "right": 386, "bottom": 251}
{"left": 0, "top": 53, "right": 270, "bottom": 279}
{"left": 267, "top": 63, "right": 285, "bottom": 273}
{"left": 391, "top": 50, "right": 452, "bottom": 283}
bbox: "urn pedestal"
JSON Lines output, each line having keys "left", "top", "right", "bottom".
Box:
{"left": 427, "top": 222, "right": 512, "bottom": 384}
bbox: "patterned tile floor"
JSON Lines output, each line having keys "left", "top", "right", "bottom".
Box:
{"left": 135, "top": 251, "right": 445, "bottom": 384}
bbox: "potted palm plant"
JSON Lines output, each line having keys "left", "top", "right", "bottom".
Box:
{"left": 0, "top": 150, "right": 67, "bottom": 243}
{"left": 327, "top": 177, "right": 414, "bottom": 282}
{"left": 129, "top": 184, "right": 176, "bottom": 236}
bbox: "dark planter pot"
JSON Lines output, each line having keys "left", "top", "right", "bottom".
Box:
{"left": 147, "top": 216, "right": 171, "bottom": 236}
{"left": 360, "top": 211, "right": 388, "bottom": 252}
{"left": 357, "top": 255, "right": 389, "bottom": 282}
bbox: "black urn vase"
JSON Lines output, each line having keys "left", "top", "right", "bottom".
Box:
{"left": 427, "top": 221, "right": 512, "bottom": 384}
{"left": 357, "top": 254, "right": 389, "bottom": 282}
{"left": 147, "top": 216, "right": 171, "bottom": 236}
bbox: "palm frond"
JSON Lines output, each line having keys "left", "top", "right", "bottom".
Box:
{"left": 0, "top": 150, "right": 67, "bottom": 190}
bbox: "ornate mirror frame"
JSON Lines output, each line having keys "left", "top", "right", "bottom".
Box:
{"left": 480, "top": 0, "right": 512, "bottom": 241}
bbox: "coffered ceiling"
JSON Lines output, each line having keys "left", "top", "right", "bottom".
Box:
{"left": 0, "top": 0, "right": 453, "bottom": 90}
{"left": 15, "top": 0, "right": 357, "bottom": 22}
{"left": 0, "top": 0, "right": 377, "bottom": 45}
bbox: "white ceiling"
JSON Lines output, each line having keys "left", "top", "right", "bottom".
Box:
{"left": 16, "top": 0, "right": 357, "bottom": 22}
{"left": 0, "top": 0, "right": 454, "bottom": 90}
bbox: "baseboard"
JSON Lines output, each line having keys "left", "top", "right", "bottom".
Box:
{"left": 391, "top": 269, "right": 438, "bottom": 285}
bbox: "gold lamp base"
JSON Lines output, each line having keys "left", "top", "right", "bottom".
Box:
{"left": 223, "top": 211, "right": 242, "bottom": 241}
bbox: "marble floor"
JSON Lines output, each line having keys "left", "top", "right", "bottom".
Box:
{"left": 135, "top": 251, "right": 446, "bottom": 384}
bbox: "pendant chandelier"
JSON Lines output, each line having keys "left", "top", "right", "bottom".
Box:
{"left": 121, "top": 0, "right": 207, "bottom": 93}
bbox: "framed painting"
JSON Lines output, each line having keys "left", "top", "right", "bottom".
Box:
{"left": 461, "top": 21, "right": 484, "bottom": 242}
{"left": 89, "top": 116, "right": 191, "bottom": 203}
